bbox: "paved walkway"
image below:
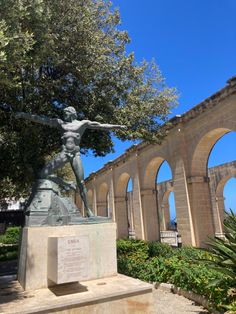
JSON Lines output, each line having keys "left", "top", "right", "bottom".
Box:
{"left": 153, "top": 289, "right": 209, "bottom": 314}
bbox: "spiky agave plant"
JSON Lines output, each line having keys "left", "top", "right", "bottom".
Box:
{"left": 207, "top": 210, "right": 236, "bottom": 283}
{"left": 206, "top": 210, "right": 236, "bottom": 312}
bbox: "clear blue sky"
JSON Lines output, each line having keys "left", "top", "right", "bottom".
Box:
{"left": 82, "top": 0, "right": 236, "bottom": 212}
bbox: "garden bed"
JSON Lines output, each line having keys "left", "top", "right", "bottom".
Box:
{"left": 117, "top": 239, "right": 235, "bottom": 313}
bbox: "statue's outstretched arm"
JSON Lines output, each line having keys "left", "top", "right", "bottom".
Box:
{"left": 87, "top": 121, "right": 126, "bottom": 130}
{"left": 15, "top": 112, "right": 60, "bottom": 128}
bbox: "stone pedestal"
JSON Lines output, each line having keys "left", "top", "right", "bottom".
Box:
{"left": 18, "top": 222, "right": 117, "bottom": 290}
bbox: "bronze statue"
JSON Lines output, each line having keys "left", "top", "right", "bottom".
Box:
{"left": 14, "top": 106, "right": 126, "bottom": 217}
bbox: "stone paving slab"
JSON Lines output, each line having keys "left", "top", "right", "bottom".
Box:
{"left": 153, "top": 289, "right": 209, "bottom": 314}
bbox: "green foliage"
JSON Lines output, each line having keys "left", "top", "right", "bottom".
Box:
{"left": 224, "top": 298, "right": 236, "bottom": 313}
{"left": 206, "top": 210, "right": 236, "bottom": 285}
{"left": 117, "top": 239, "right": 149, "bottom": 278}
{"left": 0, "top": 0, "right": 177, "bottom": 200}
{"left": 148, "top": 241, "right": 173, "bottom": 258}
{"left": 117, "top": 239, "right": 234, "bottom": 311}
{"left": 0, "top": 244, "right": 18, "bottom": 261}
{"left": 203, "top": 210, "right": 236, "bottom": 311}
{"left": 0, "top": 227, "right": 20, "bottom": 261}
{"left": 0, "top": 226, "right": 21, "bottom": 244}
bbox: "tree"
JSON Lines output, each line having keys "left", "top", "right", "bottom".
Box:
{"left": 0, "top": 0, "right": 177, "bottom": 199}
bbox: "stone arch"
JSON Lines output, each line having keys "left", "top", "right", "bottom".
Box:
{"left": 97, "top": 182, "right": 109, "bottom": 217}
{"left": 97, "top": 182, "right": 109, "bottom": 202}
{"left": 189, "top": 127, "right": 236, "bottom": 247}
{"left": 216, "top": 175, "right": 235, "bottom": 198}
{"left": 155, "top": 160, "right": 176, "bottom": 235}
{"left": 191, "top": 128, "right": 233, "bottom": 176}
{"left": 115, "top": 172, "right": 132, "bottom": 238}
{"left": 156, "top": 160, "right": 173, "bottom": 183}
{"left": 116, "top": 172, "right": 132, "bottom": 196}
{"left": 140, "top": 156, "right": 175, "bottom": 241}
{"left": 143, "top": 157, "right": 165, "bottom": 189}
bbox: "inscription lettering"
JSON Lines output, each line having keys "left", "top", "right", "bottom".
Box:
{"left": 48, "top": 235, "right": 89, "bottom": 284}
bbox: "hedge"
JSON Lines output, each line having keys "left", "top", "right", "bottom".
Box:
{"left": 0, "top": 227, "right": 21, "bottom": 261}
{"left": 117, "top": 239, "right": 235, "bottom": 312}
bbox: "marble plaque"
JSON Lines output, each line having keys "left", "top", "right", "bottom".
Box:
{"left": 48, "top": 235, "right": 89, "bottom": 284}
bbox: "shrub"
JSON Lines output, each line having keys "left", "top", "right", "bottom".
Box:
{"left": 117, "top": 239, "right": 149, "bottom": 278}
{"left": 116, "top": 239, "right": 234, "bottom": 311}
{"left": 0, "top": 227, "right": 20, "bottom": 261}
{"left": 0, "top": 244, "right": 18, "bottom": 261}
{"left": 0, "top": 226, "right": 21, "bottom": 244}
{"left": 148, "top": 241, "right": 173, "bottom": 258}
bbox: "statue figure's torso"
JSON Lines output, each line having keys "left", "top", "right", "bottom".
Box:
{"left": 59, "top": 120, "right": 88, "bottom": 155}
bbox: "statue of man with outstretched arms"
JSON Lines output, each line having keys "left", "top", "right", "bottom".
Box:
{"left": 14, "top": 106, "right": 126, "bottom": 217}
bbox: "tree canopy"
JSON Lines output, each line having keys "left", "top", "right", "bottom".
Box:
{"left": 0, "top": 0, "right": 177, "bottom": 199}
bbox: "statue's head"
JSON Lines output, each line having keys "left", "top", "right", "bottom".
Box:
{"left": 63, "top": 106, "right": 77, "bottom": 121}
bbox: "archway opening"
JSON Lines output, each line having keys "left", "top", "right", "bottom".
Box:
{"left": 156, "top": 160, "right": 177, "bottom": 234}
{"left": 168, "top": 191, "right": 177, "bottom": 230}
{"left": 156, "top": 160, "right": 172, "bottom": 183}
{"left": 190, "top": 129, "right": 236, "bottom": 238}
{"left": 126, "top": 178, "right": 135, "bottom": 239}
{"left": 207, "top": 131, "right": 236, "bottom": 234}
{"left": 208, "top": 132, "right": 236, "bottom": 168}
{"left": 224, "top": 177, "right": 236, "bottom": 214}
{"left": 115, "top": 172, "right": 131, "bottom": 238}
{"left": 192, "top": 128, "right": 231, "bottom": 176}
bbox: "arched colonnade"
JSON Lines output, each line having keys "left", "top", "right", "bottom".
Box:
{"left": 81, "top": 78, "right": 236, "bottom": 247}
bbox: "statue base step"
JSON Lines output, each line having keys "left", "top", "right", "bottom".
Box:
{"left": 1, "top": 274, "right": 154, "bottom": 314}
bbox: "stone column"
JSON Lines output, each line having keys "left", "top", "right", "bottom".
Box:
{"left": 141, "top": 189, "right": 160, "bottom": 241}
{"left": 132, "top": 155, "right": 145, "bottom": 240}
{"left": 157, "top": 190, "right": 170, "bottom": 231}
{"left": 209, "top": 180, "right": 224, "bottom": 234}
{"left": 75, "top": 193, "right": 83, "bottom": 212}
{"left": 115, "top": 196, "right": 129, "bottom": 238}
{"left": 216, "top": 196, "right": 225, "bottom": 232}
{"left": 97, "top": 201, "right": 108, "bottom": 217}
{"left": 208, "top": 174, "right": 224, "bottom": 235}
{"left": 187, "top": 176, "right": 215, "bottom": 247}
{"left": 110, "top": 168, "right": 116, "bottom": 222}
{"left": 173, "top": 160, "right": 196, "bottom": 246}
{"left": 126, "top": 192, "right": 135, "bottom": 239}
{"left": 92, "top": 184, "right": 97, "bottom": 216}
{"left": 162, "top": 201, "right": 170, "bottom": 231}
